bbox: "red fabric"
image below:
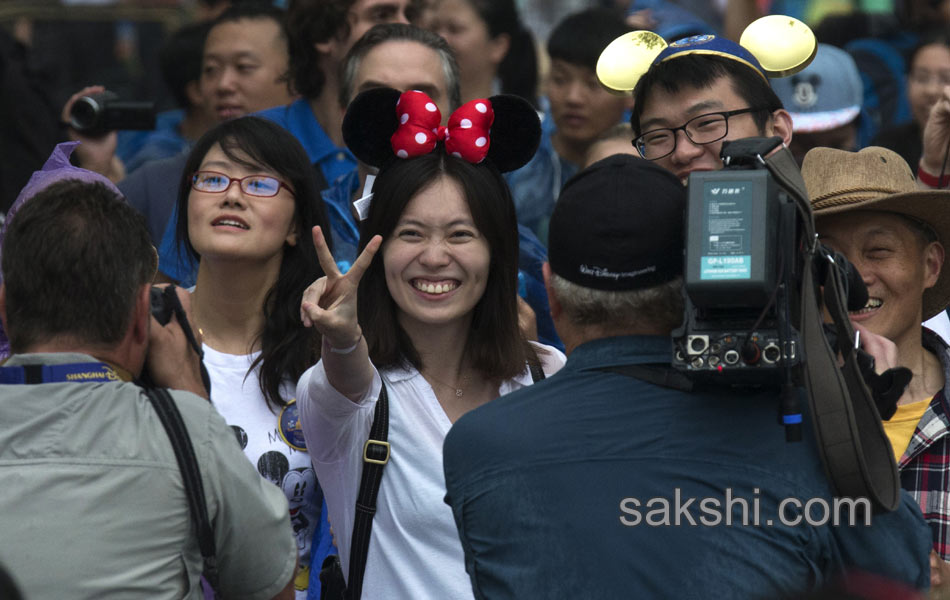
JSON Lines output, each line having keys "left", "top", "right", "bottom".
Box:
{"left": 390, "top": 90, "right": 494, "bottom": 163}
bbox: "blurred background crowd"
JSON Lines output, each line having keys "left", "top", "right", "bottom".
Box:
{"left": 3, "top": 0, "right": 950, "bottom": 214}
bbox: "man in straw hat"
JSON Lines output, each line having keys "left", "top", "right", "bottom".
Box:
{"left": 802, "top": 145, "right": 950, "bottom": 579}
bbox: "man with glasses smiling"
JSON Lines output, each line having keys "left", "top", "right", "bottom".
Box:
{"left": 627, "top": 42, "right": 793, "bottom": 185}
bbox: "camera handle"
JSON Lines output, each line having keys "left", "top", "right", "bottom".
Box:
{"left": 763, "top": 145, "right": 901, "bottom": 512}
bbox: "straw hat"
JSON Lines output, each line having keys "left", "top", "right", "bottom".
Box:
{"left": 801, "top": 146, "right": 950, "bottom": 320}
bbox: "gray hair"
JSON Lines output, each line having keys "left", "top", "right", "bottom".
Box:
{"left": 338, "top": 23, "right": 461, "bottom": 111}
{"left": 551, "top": 273, "right": 684, "bottom": 332}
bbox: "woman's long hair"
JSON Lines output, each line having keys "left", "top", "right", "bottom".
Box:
{"left": 470, "top": 0, "right": 539, "bottom": 109}
{"left": 356, "top": 150, "right": 538, "bottom": 382}
{"left": 176, "top": 116, "right": 329, "bottom": 410}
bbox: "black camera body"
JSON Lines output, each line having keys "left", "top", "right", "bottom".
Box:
{"left": 145, "top": 285, "right": 211, "bottom": 396}
{"left": 672, "top": 164, "right": 802, "bottom": 385}
{"left": 150, "top": 286, "right": 176, "bottom": 326}
{"left": 69, "top": 91, "right": 155, "bottom": 135}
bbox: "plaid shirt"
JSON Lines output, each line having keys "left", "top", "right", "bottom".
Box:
{"left": 899, "top": 328, "right": 950, "bottom": 559}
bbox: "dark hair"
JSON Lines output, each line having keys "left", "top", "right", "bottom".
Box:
{"left": 176, "top": 116, "right": 329, "bottom": 409}
{"left": 339, "top": 23, "right": 461, "bottom": 110}
{"left": 547, "top": 8, "right": 631, "bottom": 71}
{"left": 285, "top": 0, "right": 392, "bottom": 100}
{"left": 209, "top": 3, "right": 292, "bottom": 91}
{"left": 467, "top": 0, "right": 538, "bottom": 108}
{"left": 631, "top": 54, "right": 784, "bottom": 136}
{"left": 160, "top": 21, "right": 213, "bottom": 109}
{"left": 2, "top": 180, "right": 155, "bottom": 352}
{"left": 908, "top": 29, "right": 950, "bottom": 73}
{"left": 356, "top": 150, "right": 537, "bottom": 380}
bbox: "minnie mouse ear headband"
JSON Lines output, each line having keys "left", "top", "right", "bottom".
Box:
{"left": 596, "top": 15, "right": 817, "bottom": 95}
{"left": 342, "top": 87, "right": 541, "bottom": 173}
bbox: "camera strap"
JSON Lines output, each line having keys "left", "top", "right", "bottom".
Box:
{"left": 142, "top": 386, "right": 220, "bottom": 598}
{"left": 764, "top": 148, "right": 900, "bottom": 512}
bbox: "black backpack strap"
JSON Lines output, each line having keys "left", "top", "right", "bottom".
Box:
{"left": 143, "top": 387, "right": 220, "bottom": 595}
{"left": 345, "top": 383, "right": 390, "bottom": 600}
{"left": 596, "top": 364, "right": 694, "bottom": 392}
{"left": 529, "top": 362, "right": 545, "bottom": 383}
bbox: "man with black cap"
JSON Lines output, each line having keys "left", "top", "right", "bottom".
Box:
{"left": 442, "top": 154, "right": 931, "bottom": 599}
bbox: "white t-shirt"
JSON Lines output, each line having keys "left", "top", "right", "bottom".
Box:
{"left": 204, "top": 345, "right": 320, "bottom": 600}
{"left": 297, "top": 343, "right": 566, "bottom": 599}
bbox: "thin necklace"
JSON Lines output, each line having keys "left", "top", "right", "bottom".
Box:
{"left": 425, "top": 370, "right": 470, "bottom": 398}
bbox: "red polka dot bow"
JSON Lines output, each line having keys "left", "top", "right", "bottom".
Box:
{"left": 390, "top": 90, "right": 495, "bottom": 163}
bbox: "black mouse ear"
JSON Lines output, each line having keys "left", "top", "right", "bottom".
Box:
{"left": 485, "top": 95, "right": 541, "bottom": 173}
{"left": 342, "top": 87, "right": 402, "bottom": 169}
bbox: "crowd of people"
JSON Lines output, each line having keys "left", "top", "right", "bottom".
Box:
{"left": 3, "top": 0, "right": 950, "bottom": 598}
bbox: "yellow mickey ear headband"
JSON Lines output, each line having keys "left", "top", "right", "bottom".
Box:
{"left": 596, "top": 15, "right": 817, "bottom": 95}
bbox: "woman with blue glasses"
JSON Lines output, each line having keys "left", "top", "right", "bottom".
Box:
{"left": 175, "top": 115, "right": 332, "bottom": 599}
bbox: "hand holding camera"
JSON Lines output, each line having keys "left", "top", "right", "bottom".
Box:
{"left": 60, "top": 85, "right": 154, "bottom": 182}
{"left": 144, "top": 284, "right": 210, "bottom": 399}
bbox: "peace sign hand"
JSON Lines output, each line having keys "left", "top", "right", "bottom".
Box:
{"left": 300, "top": 226, "right": 383, "bottom": 349}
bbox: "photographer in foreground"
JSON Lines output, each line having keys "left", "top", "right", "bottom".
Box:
{"left": 0, "top": 163, "right": 296, "bottom": 599}
{"left": 442, "top": 154, "right": 931, "bottom": 599}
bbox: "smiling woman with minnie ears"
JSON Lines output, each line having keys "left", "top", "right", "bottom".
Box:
{"left": 295, "top": 88, "right": 565, "bottom": 599}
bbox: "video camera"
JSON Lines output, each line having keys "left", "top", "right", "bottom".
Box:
{"left": 669, "top": 137, "right": 906, "bottom": 511}
{"left": 673, "top": 137, "right": 867, "bottom": 387}
{"left": 69, "top": 91, "right": 155, "bottom": 135}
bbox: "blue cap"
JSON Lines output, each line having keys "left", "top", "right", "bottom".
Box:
{"left": 771, "top": 44, "right": 863, "bottom": 133}
{"left": 655, "top": 34, "right": 768, "bottom": 81}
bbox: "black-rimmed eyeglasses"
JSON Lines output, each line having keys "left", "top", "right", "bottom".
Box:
{"left": 191, "top": 171, "right": 295, "bottom": 197}
{"left": 633, "top": 108, "right": 768, "bottom": 160}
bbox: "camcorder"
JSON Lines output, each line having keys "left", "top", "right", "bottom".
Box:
{"left": 670, "top": 137, "right": 909, "bottom": 511}
{"left": 69, "top": 91, "right": 155, "bottom": 135}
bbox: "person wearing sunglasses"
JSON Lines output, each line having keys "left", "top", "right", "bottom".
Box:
{"left": 175, "top": 115, "right": 333, "bottom": 599}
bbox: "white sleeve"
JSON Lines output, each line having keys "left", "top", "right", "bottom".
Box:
{"left": 296, "top": 359, "right": 383, "bottom": 464}
{"left": 531, "top": 341, "right": 567, "bottom": 377}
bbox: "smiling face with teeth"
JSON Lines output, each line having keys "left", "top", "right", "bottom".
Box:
{"left": 187, "top": 143, "right": 298, "bottom": 263}
{"left": 382, "top": 174, "right": 490, "bottom": 332}
{"left": 818, "top": 210, "right": 944, "bottom": 350}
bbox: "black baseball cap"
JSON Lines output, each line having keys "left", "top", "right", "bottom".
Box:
{"left": 548, "top": 154, "right": 686, "bottom": 291}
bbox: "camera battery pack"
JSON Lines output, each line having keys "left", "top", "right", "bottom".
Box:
{"left": 684, "top": 169, "right": 780, "bottom": 308}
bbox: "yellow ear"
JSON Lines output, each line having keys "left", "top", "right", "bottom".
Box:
{"left": 596, "top": 31, "right": 666, "bottom": 95}
{"left": 740, "top": 15, "right": 816, "bottom": 77}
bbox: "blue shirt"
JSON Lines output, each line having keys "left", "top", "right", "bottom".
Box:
{"left": 256, "top": 98, "right": 356, "bottom": 186}
{"left": 121, "top": 109, "right": 192, "bottom": 174}
{"left": 320, "top": 169, "right": 362, "bottom": 274}
{"left": 444, "top": 335, "right": 931, "bottom": 599}
{"left": 504, "top": 112, "right": 578, "bottom": 246}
